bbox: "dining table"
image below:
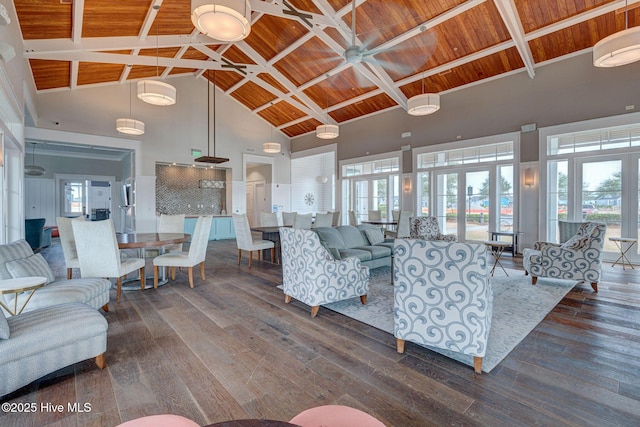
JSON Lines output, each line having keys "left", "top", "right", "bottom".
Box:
{"left": 116, "top": 232, "right": 190, "bottom": 289}
{"left": 361, "top": 219, "right": 398, "bottom": 234}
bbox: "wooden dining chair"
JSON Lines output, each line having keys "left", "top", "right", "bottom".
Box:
{"left": 56, "top": 216, "right": 81, "bottom": 279}
{"left": 72, "top": 219, "right": 145, "bottom": 303}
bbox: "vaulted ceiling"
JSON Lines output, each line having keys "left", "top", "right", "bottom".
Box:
{"left": 15, "top": 0, "right": 640, "bottom": 138}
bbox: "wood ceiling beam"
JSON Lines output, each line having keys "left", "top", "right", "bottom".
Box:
{"left": 22, "top": 35, "right": 228, "bottom": 55}
{"left": 493, "top": 0, "right": 535, "bottom": 78}
{"left": 251, "top": 0, "right": 336, "bottom": 28}
{"left": 139, "top": 0, "right": 164, "bottom": 40}
{"left": 267, "top": 32, "right": 314, "bottom": 66}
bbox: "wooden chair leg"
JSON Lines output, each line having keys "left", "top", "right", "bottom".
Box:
{"left": 271, "top": 247, "right": 275, "bottom": 263}
{"left": 310, "top": 306, "right": 320, "bottom": 318}
{"left": 396, "top": 338, "right": 405, "bottom": 354}
{"left": 95, "top": 353, "right": 106, "bottom": 369}
{"left": 360, "top": 295, "right": 367, "bottom": 305}
{"left": 139, "top": 266, "right": 145, "bottom": 291}
{"left": 188, "top": 267, "right": 194, "bottom": 288}
{"left": 249, "top": 251, "right": 253, "bottom": 268}
{"left": 473, "top": 356, "right": 483, "bottom": 374}
{"left": 116, "top": 277, "right": 122, "bottom": 303}
{"left": 200, "top": 262, "right": 205, "bottom": 280}
{"left": 101, "top": 303, "right": 109, "bottom": 312}
{"left": 237, "top": 249, "right": 242, "bottom": 265}
{"left": 171, "top": 267, "right": 176, "bottom": 280}
{"left": 591, "top": 282, "right": 598, "bottom": 292}
{"left": 153, "top": 265, "right": 159, "bottom": 289}
{"left": 67, "top": 268, "right": 72, "bottom": 279}
{"left": 531, "top": 276, "right": 538, "bottom": 285}
{"left": 284, "top": 294, "right": 292, "bottom": 303}
{"left": 258, "top": 250, "right": 261, "bottom": 261}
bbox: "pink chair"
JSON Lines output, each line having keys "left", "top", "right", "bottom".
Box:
{"left": 116, "top": 414, "right": 199, "bottom": 427}
{"left": 290, "top": 405, "right": 385, "bottom": 427}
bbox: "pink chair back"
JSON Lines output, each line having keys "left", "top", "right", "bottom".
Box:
{"left": 290, "top": 405, "right": 385, "bottom": 427}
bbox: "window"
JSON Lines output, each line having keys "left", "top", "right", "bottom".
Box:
{"left": 415, "top": 136, "right": 518, "bottom": 241}
{"left": 341, "top": 155, "right": 401, "bottom": 223}
{"left": 542, "top": 117, "right": 640, "bottom": 261}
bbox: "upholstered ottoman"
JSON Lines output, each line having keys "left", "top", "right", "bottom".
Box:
{"left": 0, "top": 302, "right": 108, "bottom": 397}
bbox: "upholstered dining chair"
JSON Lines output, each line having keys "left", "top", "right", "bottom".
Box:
{"left": 56, "top": 216, "right": 81, "bottom": 279}
{"left": 232, "top": 213, "right": 275, "bottom": 268}
{"left": 331, "top": 211, "right": 341, "bottom": 226}
{"left": 153, "top": 216, "right": 212, "bottom": 289}
{"left": 523, "top": 221, "right": 606, "bottom": 292}
{"left": 280, "top": 228, "right": 369, "bottom": 317}
{"left": 293, "top": 213, "right": 313, "bottom": 229}
{"left": 158, "top": 214, "right": 185, "bottom": 252}
{"left": 312, "top": 212, "right": 333, "bottom": 228}
{"left": 385, "top": 210, "right": 412, "bottom": 239}
{"left": 260, "top": 212, "right": 278, "bottom": 227}
{"left": 368, "top": 209, "right": 382, "bottom": 221}
{"left": 282, "top": 211, "right": 297, "bottom": 226}
{"left": 72, "top": 219, "right": 145, "bottom": 303}
{"left": 349, "top": 210, "right": 358, "bottom": 226}
{"left": 409, "top": 216, "right": 457, "bottom": 241}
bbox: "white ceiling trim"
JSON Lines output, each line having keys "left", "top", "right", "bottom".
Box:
{"left": 72, "top": 0, "right": 85, "bottom": 44}
{"left": 493, "top": 0, "right": 535, "bottom": 78}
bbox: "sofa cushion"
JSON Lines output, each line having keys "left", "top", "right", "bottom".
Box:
{"left": 315, "top": 227, "right": 347, "bottom": 250}
{"left": 6, "top": 253, "right": 56, "bottom": 284}
{"left": 0, "top": 309, "right": 9, "bottom": 339}
{"left": 354, "top": 245, "right": 392, "bottom": 259}
{"left": 364, "top": 228, "right": 384, "bottom": 245}
{"left": 338, "top": 248, "right": 372, "bottom": 262}
{"left": 0, "top": 240, "right": 34, "bottom": 280}
{"left": 376, "top": 241, "right": 395, "bottom": 252}
{"left": 337, "top": 225, "right": 369, "bottom": 247}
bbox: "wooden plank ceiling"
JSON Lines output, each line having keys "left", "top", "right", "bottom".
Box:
{"left": 15, "top": 0, "right": 640, "bottom": 138}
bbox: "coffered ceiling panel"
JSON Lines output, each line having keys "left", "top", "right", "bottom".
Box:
{"left": 15, "top": 0, "right": 640, "bottom": 139}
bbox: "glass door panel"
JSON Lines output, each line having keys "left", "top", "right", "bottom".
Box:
{"left": 436, "top": 173, "right": 458, "bottom": 235}
{"left": 372, "top": 178, "right": 388, "bottom": 219}
{"left": 465, "top": 171, "right": 489, "bottom": 240}
{"left": 354, "top": 180, "right": 369, "bottom": 224}
{"left": 547, "top": 160, "right": 568, "bottom": 242}
{"left": 581, "top": 160, "right": 621, "bottom": 253}
{"left": 418, "top": 172, "right": 429, "bottom": 216}
{"left": 498, "top": 165, "right": 514, "bottom": 232}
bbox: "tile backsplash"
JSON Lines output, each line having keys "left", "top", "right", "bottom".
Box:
{"left": 156, "top": 163, "right": 227, "bottom": 215}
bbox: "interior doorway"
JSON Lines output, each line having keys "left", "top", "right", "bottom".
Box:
{"left": 243, "top": 154, "right": 275, "bottom": 227}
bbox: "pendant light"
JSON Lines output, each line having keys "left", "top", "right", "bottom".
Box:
{"left": 316, "top": 75, "right": 339, "bottom": 139}
{"left": 263, "top": 125, "right": 281, "bottom": 153}
{"left": 25, "top": 142, "right": 46, "bottom": 176}
{"left": 407, "top": 26, "right": 440, "bottom": 116}
{"left": 593, "top": 0, "right": 640, "bottom": 67}
{"left": 195, "top": 70, "right": 229, "bottom": 164}
{"left": 116, "top": 81, "right": 145, "bottom": 135}
{"left": 191, "top": 0, "right": 252, "bottom": 42}
{"left": 137, "top": 8, "right": 177, "bottom": 106}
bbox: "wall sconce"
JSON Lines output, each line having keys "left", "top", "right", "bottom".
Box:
{"left": 403, "top": 176, "right": 412, "bottom": 192}
{"left": 524, "top": 168, "right": 534, "bottom": 187}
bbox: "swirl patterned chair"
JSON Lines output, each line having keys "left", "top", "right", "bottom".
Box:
{"left": 280, "top": 228, "right": 370, "bottom": 317}
{"left": 408, "top": 216, "right": 457, "bottom": 242}
{"left": 522, "top": 222, "right": 606, "bottom": 292}
{"left": 393, "top": 239, "right": 492, "bottom": 373}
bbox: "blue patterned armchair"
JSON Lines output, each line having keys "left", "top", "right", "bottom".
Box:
{"left": 409, "top": 217, "right": 457, "bottom": 242}
{"left": 522, "top": 222, "right": 606, "bottom": 292}
{"left": 280, "top": 228, "right": 370, "bottom": 317}
{"left": 393, "top": 239, "right": 492, "bottom": 373}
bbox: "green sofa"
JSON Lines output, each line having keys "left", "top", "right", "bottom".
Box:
{"left": 314, "top": 224, "right": 393, "bottom": 269}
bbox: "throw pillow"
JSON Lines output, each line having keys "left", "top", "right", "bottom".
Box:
{"left": 0, "top": 308, "right": 9, "bottom": 339}
{"left": 562, "top": 235, "right": 588, "bottom": 250}
{"left": 6, "top": 253, "right": 55, "bottom": 284}
{"left": 364, "top": 228, "right": 384, "bottom": 245}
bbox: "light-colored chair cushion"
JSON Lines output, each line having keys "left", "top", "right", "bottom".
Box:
{"left": 282, "top": 212, "right": 296, "bottom": 226}
{"left": 409, "top": 216, "right": 457, "bottom": 241}
{"left": 368, "top": 210, "right": 381, "bottom": 221}
{"left": 0, "top": 240, "right": 34, "bottom": 280}
{"left": 6, "top": 253, "right": 56, "bottom": 284}
{"left": 56, "top": 217, "right": 81, "bottom": 273}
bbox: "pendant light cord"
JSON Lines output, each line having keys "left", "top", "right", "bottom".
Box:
{"left": 207, "top": 70, "right": 211, "bottom": 157}
{"left": 213, "top": 70, "right": 217, "bottom": 157}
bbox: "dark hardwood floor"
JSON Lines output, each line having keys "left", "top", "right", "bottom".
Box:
{"left": 2, "top": 239, "right": 640, "bottom": 426}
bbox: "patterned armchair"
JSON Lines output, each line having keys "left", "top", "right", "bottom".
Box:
{"left": 522, "top": 222, "right": 606, "bottom": 292}
{"left": 409, "top": 216, "right": 457, "bottom": 242}
{"left": 393, "top": 239, "right": 492, "bottom": 373}
{"left": 280, "top": 228, "right": 369, "bottom": 317}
